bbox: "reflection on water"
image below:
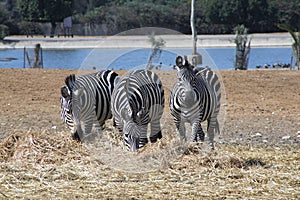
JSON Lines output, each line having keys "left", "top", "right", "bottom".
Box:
{"left": 0, "top": 48, "right": 293, "bottom": 70}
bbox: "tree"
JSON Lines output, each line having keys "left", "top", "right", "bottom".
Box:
{"left": 191, "top": 0, "right": 196, "bottom": 55}
{"left": 271, "top": 0, "right": 300, "bottom": 29}
{"left": 278, "top": 24, "right": 300, "bottom": 70}
{"left": 205, "top": 0, "right": 273, "bottom": 33}
{"left": 147, "top": 33, "right": 165, "bottom": 70}
{"left": 234, "top": 25, "right": 251, "bottom": 70}
{"left": 0, "top": 6, "right": 10, "bottom": 39}
{"left": 17, "top": 0, "right": 73, "bottom": 36}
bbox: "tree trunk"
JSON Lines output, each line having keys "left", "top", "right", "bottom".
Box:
{"left": 190, "top": 0, "right": 197, "bottom": 55}
{"left": 50, "top": 22, "right": 57, "bottom": 38}
{"left": 33, "top": 43, "right": 41, "bottom": 68}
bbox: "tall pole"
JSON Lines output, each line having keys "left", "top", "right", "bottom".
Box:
{"left": 191, "top": 0, "right": 197, "bottom": 55}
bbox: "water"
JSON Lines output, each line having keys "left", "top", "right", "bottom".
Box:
{"left": 0, "top": 47, "right": 293, "bottom": 70}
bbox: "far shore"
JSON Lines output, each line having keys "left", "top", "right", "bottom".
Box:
{"left": 1, "top": 32, "right": 293, "bottom": 49}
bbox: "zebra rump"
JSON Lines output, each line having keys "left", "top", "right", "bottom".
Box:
{"left": 169, "top": 56, "right": 221, "bottom": 149}
{"left": 111, "top": 70, "right": 165, "bottom": 151}
{"left": 60, "top": 70, "right": 119, "bottom": 141}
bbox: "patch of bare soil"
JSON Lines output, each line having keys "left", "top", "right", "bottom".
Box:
{"left": 0, "top": 68, "right": 299, "bottom": 199}
{"left": 0, "top": 68, "right": 299, "bottom": 146}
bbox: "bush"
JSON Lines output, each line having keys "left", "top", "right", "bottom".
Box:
{"left": 0, "top": 24, "right": 9, "bottom": 39}
{"left": 18, "top": 21, "right": 43, "bottom": 36}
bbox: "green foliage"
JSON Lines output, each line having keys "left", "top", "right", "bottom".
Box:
{"left": 0, "top": 24, "right": 9, "bottom": 39}
{"left": 2, "top": 0, "right": 300, "bottom": 35}
{"left": 206, "top": 0, "right": 273, "bottom": 33}
{"left": 41, "top": 1, "right": 73, "bottom": 23}
{"left": 17, "top": 0, "right": 73, "bottom": 22}
{"left": 18, "top": 21, "right": 43, "bottom": 36}
{"left": 17, "top": 0, "right": 40, "bottom": 21}
{"left": 278, "top": 24, "right": 300, "bottom": 69}
{"left": 270, "top": 0, "right": 300, "bottom": 29}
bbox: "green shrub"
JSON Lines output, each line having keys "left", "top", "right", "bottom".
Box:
{"left": 18, "top": 21, "right": 43, "bottom": 36}
{"left": 0, "top": 24, "right": 9, "bottom": 39}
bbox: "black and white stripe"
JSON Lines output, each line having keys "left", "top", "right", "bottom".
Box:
{"left": 111, "top": 70, "right": 165, "bottom": 151}
{"left": 60, "top": 70, "right": 119, "bottom": 141}
{"left": 169, "top": 56, "right": 221, "bottom": 149}
{"left": 60, "top": 85, "right": 75, "bottom": 133}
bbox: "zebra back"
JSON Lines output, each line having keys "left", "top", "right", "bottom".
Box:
{"left": 194, "top": 67, "right": 221, "bottom": 114}
{"left": 60, "top": 70, "right": 119, "bottom": 140}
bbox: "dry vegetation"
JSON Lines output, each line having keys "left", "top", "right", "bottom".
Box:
{"left": 0, "top": 68, "right": 299, "bottom": 199}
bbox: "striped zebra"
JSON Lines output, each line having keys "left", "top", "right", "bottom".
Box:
{"left": 169, "top": 56, "right": 221, "bottom": 149}
{"left": 111, "top": 70, "right": 165, "bottom": 151}
{"left": 60, "top": 70, "right": 119, "bottom": 141}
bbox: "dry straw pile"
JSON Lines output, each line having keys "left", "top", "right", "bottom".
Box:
{"left": 0, "top": 128, "right": 299, "bottom": 199}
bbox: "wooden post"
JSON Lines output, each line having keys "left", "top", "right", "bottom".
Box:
{"left": 23, "top": 47, "right": 26, "bottom": 68}
{"left": 191, "top": 0, "right": 197, "bottom": 55}
{"left": 40, "top": 47, "right": 44, "bottom": 68}
{"left": 188, "top": 0, "right": 202, "bottom": 66}
{"left": 33, "top": 43, "right": 41, "bottom": 68}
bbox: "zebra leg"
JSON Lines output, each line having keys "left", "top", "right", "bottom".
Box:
{"left": 73, "top": 124, "right": 84, "bottom": 141}
{"left": 150, "top": 119, "right": 163, "bottom": 143}
{"left": 175, "top": 120, "right": 186, "bottom": 141}
{"left": 191, "top": 120, "right": 205, "bottom": 142}
{"left": 207, "top": 117, "right": 219, "bottom": 150}
{"left": 80, "top": 117, "right": 100, "bottom": 142}
{"left": 72, "top": 131, "right": 81, "bottom": 141}
{"left": 138, "top": 126, "right": 149, "bottom": 149}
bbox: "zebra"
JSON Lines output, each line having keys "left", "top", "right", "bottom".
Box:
{"left": 169, "top": 56, "right": 221, "bottom": 149}
{"left": 111, "top": 70, "right": 165, "bottom": 151}
{"left": 60, "top": 70, "right": 119, "bottom": 141}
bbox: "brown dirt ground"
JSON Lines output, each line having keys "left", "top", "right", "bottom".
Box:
{"left": 0, "top": 68, "right": 299, "bottom": 146}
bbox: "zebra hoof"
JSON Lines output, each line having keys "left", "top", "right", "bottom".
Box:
{"left": 72, "top": 131, "right": 81, "bottom": 142}
{"left": 150, "top": 131, "right": 162, "bottom": 143}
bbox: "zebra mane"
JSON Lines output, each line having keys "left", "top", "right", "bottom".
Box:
{"left": 124, "top": 74, "right": 133, "bottom": 115}
{"left": 65, "top": 74, "right": 76, "bottom": 91}
{"left": 124, "top": 71, "right": 148, "bottom": 116}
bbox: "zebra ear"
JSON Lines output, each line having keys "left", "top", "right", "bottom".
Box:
{"left": 183, "top": 55, "right": 190, "bottom": 66}
{"left": 176, "top": 56, "right": 183, "bottom": 68}
{"left": 121, "top": 108, "right": 131, "bottom": 121}
{"left": 65, "top": 74, "right": 76, "bottom": 91}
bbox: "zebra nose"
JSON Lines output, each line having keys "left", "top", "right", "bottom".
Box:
{"left": 130, "top": 137, "right": 139, "bottom": 152}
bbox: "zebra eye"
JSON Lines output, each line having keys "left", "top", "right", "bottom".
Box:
{"left": 73, "top": 88, "right": 83, "bottom": 96}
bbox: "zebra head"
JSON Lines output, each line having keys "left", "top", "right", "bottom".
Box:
{"left": 175, "top": 55, "right": 195, "bottom": 79}
{"left": 71, "top": 86, "right": 86, "bottom": 135}
{"left": 60, "top": 85, "right": 72, "bottom": 122}
{"left": 60, "top": 85, "right": 76, "bottom": 135}
{"left": 121, "top": 107, "right": 147, "bottom": 151}
{"left": 175, "top": 56, "right": 197, "bottom": 103}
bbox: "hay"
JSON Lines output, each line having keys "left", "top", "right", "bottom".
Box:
{"left": 0, "top": 129, "right": 299, "bottom": 199}
{"left": 0, "top": 129, "right": 90, "bottom": 165}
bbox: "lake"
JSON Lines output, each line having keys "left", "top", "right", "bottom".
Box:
{"left": 0, "top": 47, "right": 293, "bottom": 70}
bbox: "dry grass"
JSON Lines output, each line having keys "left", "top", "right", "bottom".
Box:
{"left": 0, "top": 128, "right": 299, "bottom": 199}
